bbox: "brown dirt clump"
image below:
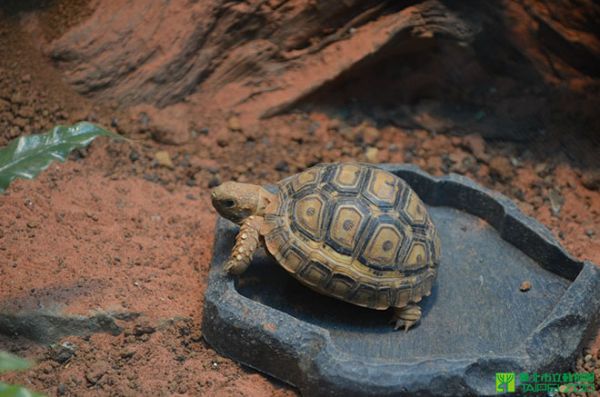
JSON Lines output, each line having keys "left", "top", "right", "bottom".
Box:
{"left": 0, "top": 1, "right": 599, "bottom": 396}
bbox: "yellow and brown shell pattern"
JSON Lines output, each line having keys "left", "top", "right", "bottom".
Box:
{"left": 262, "top": 163, "right": 440, "bottom": 310}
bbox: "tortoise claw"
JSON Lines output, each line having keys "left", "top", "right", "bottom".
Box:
{"left": 391, "top": 304, "right": 422, "bottom": 332}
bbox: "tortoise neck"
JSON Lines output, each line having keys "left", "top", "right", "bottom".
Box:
{"left": 256, "top": 187, "right": 276, "bottom": 216}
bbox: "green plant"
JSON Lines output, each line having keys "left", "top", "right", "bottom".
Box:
{"left": 0, "top": 351, "right": 43, "bottom": 397}
{"left": 0, "top": 122, "right": 121, "bottom": 193}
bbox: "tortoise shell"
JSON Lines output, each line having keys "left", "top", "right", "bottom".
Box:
{"left": 262, "top": 163, "right": 440, "bottom": 310}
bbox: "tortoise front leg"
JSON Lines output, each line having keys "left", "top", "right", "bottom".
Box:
{"left": 391, "top": 304, "right": 422, "bottom": 332}
{"left": 224, "top": 216, "right": 262, "bottom": 275}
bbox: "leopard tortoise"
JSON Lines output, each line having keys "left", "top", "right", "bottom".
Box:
{"left": 211, "top": 162, "right": 440, "bottom": 331}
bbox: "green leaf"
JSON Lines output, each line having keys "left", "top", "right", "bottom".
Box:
{"left": 0, "top": 352, "right": 30, "bottom": 373}
{"left": 0, "top": 122, "right": 121, "bottom": 193}
{"left": 0, "top": 383, "right": 44, "bottom": 397}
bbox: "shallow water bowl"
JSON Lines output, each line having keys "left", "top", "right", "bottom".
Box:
{"left": 202, "top": 164, "right": 600, "bottom": 396}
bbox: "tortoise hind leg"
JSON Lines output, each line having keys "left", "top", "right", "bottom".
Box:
{"left": 391, "top": 304, "right": 422, "bottom": 332}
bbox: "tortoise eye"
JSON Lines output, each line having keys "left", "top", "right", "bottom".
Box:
{"left": 222, "top": 199, "right": 236, "bottom": 208}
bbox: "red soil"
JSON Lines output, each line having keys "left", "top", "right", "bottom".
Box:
{"left": 0, "top": 1, "right": 598, "bottom": 396}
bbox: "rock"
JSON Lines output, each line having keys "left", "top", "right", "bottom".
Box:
{"left": 462, "top": 134, "right": 487, "bottom": 160}
{"left": 152, "top": 127, "right": 190, "bottom": 145}
{"left": 227, "top": 116, "right": 242, "bottom": 132}
{"left": 48, "top": 343, "right": 76, "bottom": 364}
{"left": 120, "top": 349, "right": 136, "bottom": 359}
{"left": 354, "top": 123, "right": 379, "bottom": 145}
{"left": 133, "top": 324, "right": 156, "bottom": 336}
{"left": 154, "top": 151, "right": 174, "bottom": 169}
{"left": 85, "top": 361, "right": 109, "bottom": 385}
{"left": 327, "top": 119, "right": 340, "bottom": 131}
{"left": 548, "top": 189, "right": 564, "bottom": 216}
{"left": 585, "top": 229, "right": 595, "bottom": 238}
{"left": 189, "top": 157, "right": 220, "bottom": 173}
{"left": 208, "top": 175, "right": 221, "bottom": 188}
{"left": 129, "top": 150, "right": 139, "bottom": 162}
{"left": 519, "top": 280, "right": 532, "bottom": 292}
{"left": 365, "top": 147, "right": 379, "bottom": 163}
{"left": 142, "top": 105, "right": 191, "bottom": 145}
{"left": 274, "top": 161, "right": 289, "bottom": 172}
{"left": 489, "top": 156, "right": 513, "bottom": 180}
{"left": 581, "top": 169, "right": 600, "bottom": 191}
{"left": 18, "top": 106, "right": 34, "bottom": 119}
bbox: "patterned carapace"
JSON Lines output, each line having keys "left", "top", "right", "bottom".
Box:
{"left": 263, "top": 163, "right": 440, "bottom": 310}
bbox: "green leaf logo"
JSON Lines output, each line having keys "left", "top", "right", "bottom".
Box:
{"left": 496, "top": 372, "right": 516, "bottom": 393}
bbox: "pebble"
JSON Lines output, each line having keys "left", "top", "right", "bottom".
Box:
{"left": 133, "top": 324, "right": 156, "bottom": 336}
{"left": 365, "top": 147, "right": 379, "bottom": 162}
{"left": 581, "top": 169, "right": 600, "bottom": 191}
{"left": 585, "top": 229, "right": 595, "bottom": 238}
{"left": 85, "top": 361, "right": 109, "bottom": 385}
{"left": 519, "top": 281, "right": 532, "bottom": 292}
{"left": 462, "top": 134, "right": 487, "bottom": 160}
{"left": 208, "top": 176, "right": 221, "bottom": 188}
{"left": 274, "top": 160, "right": 289, "bottom": 172}
{"left": 548, "top": 189, "right": 563, "bottom": 216}
{"left": 129, "top": 150, "right": 139, "bottom": 162}
{"left": 227, "top": 116, "right": 242, "bottom": 131}
{"left": 154, "top": 151, "right": 174, "bottom": 169}
{"left": 489, "top": 156, "right": 513, "bottom": 180}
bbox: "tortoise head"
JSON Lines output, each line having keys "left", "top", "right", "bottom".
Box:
{"left": 211, "top": 182, "right": 273, "bottom": 224}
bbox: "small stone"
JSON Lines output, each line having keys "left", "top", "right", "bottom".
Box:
{"left": 154, "top": 151, "right": 174, "bottom": 169}
{"left": 49, "top": 344, "right": 75, "bottom": 364}
{"left": 85, "top": 361, "right": 109, "bottom": 385}
{"left": 462, "top": 134, "right": 486, "bottom": 160}
{"left": 129, "top": 150, "right": 139, "bottom": 162}
{"left": 585, "top": 229, "right": 595, "bottom": 238}
{"left": 227, "top": 116, "right": 242, "bottom": 131}
{"left": 133, "top": 324, "right": 156, "bottom": 336}
{"left": 208, "top": 176, "right": 221, "bottom": 188}
{"left": 327, "top": 119, "right": 340, "bottom": 131}
{"left": 274, "top": 161, "right": 289, "bottom": 172}
{"left": 519, "top": 281, "right": 531, "bottom": 292}
{"left": 581, "top": 169, "right": 600, "bottom": 191}
{"left": 489, "top": 156, "right": 513, "bottom": 180}
{"left": 534, "top": 162, "right": 547, "bottom": 175}
{"left": 85, "top": 212, "right": 99, "bottom": 222}
{"left": 216, "top": 135, "right": 229, "bottom": 147}
{"left": 365, "top": 147, "right": 379, "bottom": 163}
{"left": 26, "top": 221, "right": 38, "bottom": 229}
{"left": 18, "top": 106, "right": 34, "bottom": 119}
{"left": 120, "top": 349, "right": 135, "bottom": 359}
{"left": 548, "top": 189, "right": 563, "bottom": 216}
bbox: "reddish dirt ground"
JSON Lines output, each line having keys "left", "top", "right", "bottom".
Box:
{"left": 0, "top": 1, "right": 599, "bottom": 396}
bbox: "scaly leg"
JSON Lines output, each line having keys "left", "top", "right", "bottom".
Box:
{"left": 224, "top": 216, "right": 262, "bottom": 275}
{"left": 391, "top": 304, "right": 422, "bottom": 332}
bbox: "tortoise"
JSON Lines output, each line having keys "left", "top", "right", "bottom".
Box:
{"left": 211, "top": 163, "right": 440, "bottom": 331}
